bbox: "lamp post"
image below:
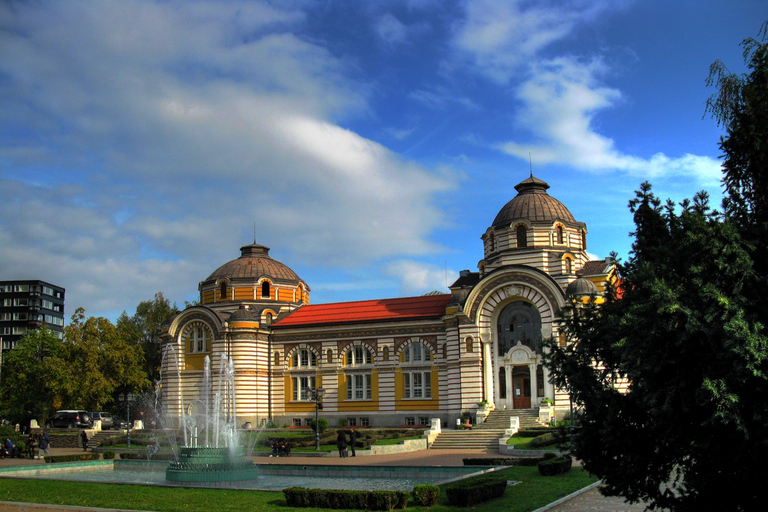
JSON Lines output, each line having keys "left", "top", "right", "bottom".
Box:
{"left": 309, "top": 387, "right": 325, "bottom": 451}
{"left": 122, "top": 392, "right": 133, "bottom": 448}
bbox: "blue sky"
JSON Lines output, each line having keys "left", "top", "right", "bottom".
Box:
{"left": 1, "top": 0, "right": 764, "bottom": 321}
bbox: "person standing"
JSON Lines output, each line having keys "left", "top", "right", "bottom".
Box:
{"left": 348, "top": 428, "right": 358, "bottom": 457}
{"left": 336, "top": 430, "right": 347, "bottom": 458}
{"left": 26, "top": 432, "right": 37, "bottom": 459}
{"left": 37, "top": 430, "right": 50, "bottom": 459}
{"left": 80, "top": 430, "right": 88, "bottom": 451}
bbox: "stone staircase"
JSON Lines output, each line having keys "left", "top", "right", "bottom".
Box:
{"left": 475, "top": 408, "right": 543, "bottom": 430}
{"left": 429, "top": 408, "right": 544, "bottom": 450}
{"left": 86, "top": 430, "right": 123, "bottom": 450}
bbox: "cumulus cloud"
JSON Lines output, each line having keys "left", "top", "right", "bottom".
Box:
{"left": 0, "top": 0, "right": 459, "bottom": 317}
{"left": 497, "top": 57, "right": 722, "bottom": 185}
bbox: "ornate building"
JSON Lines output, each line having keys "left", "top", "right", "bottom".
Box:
{"left": 160, "top": 175, "right": 612, "bottom": 427}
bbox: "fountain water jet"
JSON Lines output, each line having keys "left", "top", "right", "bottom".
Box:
{"left": 163, "top": 346, "right": 258, "bottom": 483}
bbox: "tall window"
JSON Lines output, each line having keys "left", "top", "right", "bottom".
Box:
{"left": 292, "top": 376, "right": 316, "bottom": 401}
{"left": 404, "top": 371, "right": 431, "bottom": 398}
{"left": 346, "top": 346, "right": 372, "bottom": 365}
{"left": 556, "top": 225, "right": 564, "bottom": 244}
{"left": 403, "top": 343, "right": 430, "bottom": 363}
{"left": 516, "top": 225, "right": 528, "bottom": 248}
{"left": 488, "top": 232, "right": 495, "bottom": 252}
{"left": 261, "top": 281, "right": 271, "bottom": 298}
{"left": 220, "top": 282, "right": 228, "bottom": 300}
{"left": 346, "top": 374, "right": 372, "bottom": 400}
{"left": 565, "top": 257, "right": 572, "bottom": 274}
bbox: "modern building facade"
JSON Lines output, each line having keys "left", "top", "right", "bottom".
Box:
{"left": 0, "top": 280, "right": 66, "bottom": 373}
{"left": 160, "top": 175, "right": 613, "bottom": 427}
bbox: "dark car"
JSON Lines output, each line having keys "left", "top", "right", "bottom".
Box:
{"left": 89, "top": 411, "right": 114, "bottom": 430}
{"left": 112, "top": 417, "right": 129, "bottom": 430}
{"left": 46, "top": 410, "right": 92, "bottom": 429}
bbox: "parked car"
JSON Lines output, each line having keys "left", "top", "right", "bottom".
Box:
{"left": 46, "top": 410, "right": 92, "bottom": 429}
{"left": 89, "top": 411, "right": 114, "bottom": 430}
{"left": 112, "top": 417, "right": 129, "bottom": 430}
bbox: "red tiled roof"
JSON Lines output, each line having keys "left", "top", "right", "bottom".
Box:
{"left": 577, "top": 260, "right": 610, "bottom": 276}
{"left": 272, "top": 294, "right": 452, "bottom": 328}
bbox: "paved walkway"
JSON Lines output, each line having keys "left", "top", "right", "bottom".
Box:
{"left": 0, "top": 446, "right": 654, "bottom": 512}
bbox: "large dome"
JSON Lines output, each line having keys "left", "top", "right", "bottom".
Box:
{"left": 205, "top": 244, "right": 301, "bottom": 284}
{"left": 492, "top": 175, "right": 575, "bottom": 228}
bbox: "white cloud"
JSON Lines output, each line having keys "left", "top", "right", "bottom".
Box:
{"left": 497, "top": 56, "right": 722, "bottom": 186}
{"left": 0, "top": 0, "right": 460, "bottom": 318}
{"left": 452, "top": 0, "right": 614, "bottom": 82}
{"left": 384, "top": 260, "right": 459, "bottom": 295}
{"left": 376, "top": 13, "right": 409, "bottom": 45}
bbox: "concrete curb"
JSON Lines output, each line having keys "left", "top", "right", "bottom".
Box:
{"left": 531, "top": 480, "right": 602, "bottom": 512}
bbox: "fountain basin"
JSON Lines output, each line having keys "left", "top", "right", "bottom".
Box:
{"left": 166, "top": 446, "right": 258, "bottom": 482}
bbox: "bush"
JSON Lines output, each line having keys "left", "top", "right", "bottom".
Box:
{"left": 412, "top": 484, "right": 439, "bottom": 506}
{"left": 283, "top": 487, "right": 408, "bottom": 510}
{"left": 529, "top": 432, "right": 559, "bottom": 448}
{"left": 445, "top": 475, "right": 507, "bottom": 507}
{"left": 16, "top": 441, "right": 26, "bottom": 453}
{"left": 118, "top": 452, "right": 175, "bottom": 461}
{"left": 463, "top": 454, "right": 560, "bottom": 467}
{"left": 44, "top": 453, "right": 100, "bottom": 463}
{"left": 102, "top": 450, "right": 116, "bottom": 460}
{"left": 310, "top": 418, "right": 329, "bottom": 434}
{"left": 537, "top": 456, "right": 572, "bottom": 476}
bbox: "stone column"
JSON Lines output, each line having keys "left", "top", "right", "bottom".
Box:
{"left": 480, "top": 331, "right": 494, "bottom": 406}
{"left": 530, "top": 362, "right": 538, "bottom": 409}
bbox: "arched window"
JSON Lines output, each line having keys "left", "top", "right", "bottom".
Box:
{"left": 326, "top": 349, "right": 333, "bottom": 364}
{"left": 581, "top": 230, "right": 587, "bottom": 250}
{"left": 565, "top": 257, "right": 572, "bottom": 274}
{"left": 274, "top": 351, "right": 280, "bottom": 365}
{"left": 220, "top": 282, "right": 228, "bottom": 300}
{"left": 497, "top": 301, "right": 542, "bottom": 355}
{"left": 465, "top": 336, "right": 474, "bottom": 353}
{"left": 261, "top": 281, "right": 271, "bottom": 298}
{"left": 346, "top": 346, "right": 372, "bottom": 366}
{"left": 442, "top": 344, "right": 447, "bottom": 359}
{"left": 184, "top": 323, "right": 212, "bottom": 354}
{"left": 265, "top": 312, "right": 273, "bottom": 325}
{"left": 516, "top": 225, "right": 528, "bottom": 248}
{"left": 403, "top": 343, "right": 431, "bottom": 363}
{"left": 488, "top": 232, "right": 495, "bottom": 252}
{"left": 383, "top": 346, "right": 390, "bottom": 361}
{"left": 291, "top": 348, "right": 317, "bottom": 368}
{"left": 556, "top": 225, "right": 564, "bottom": 244}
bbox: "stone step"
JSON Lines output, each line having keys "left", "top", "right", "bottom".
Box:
{"left": 429, "top": 430, "right": 504, "bottom": 450}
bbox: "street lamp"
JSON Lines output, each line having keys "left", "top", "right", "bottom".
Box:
{"left": 122, "top": 392, "right": 133, "bottom": 448}
{"left": 305, "top": 387, "right": 325, "bottom": 451}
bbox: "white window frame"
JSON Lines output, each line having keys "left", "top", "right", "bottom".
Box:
{"left": 346, "top": 373, "right": 372, "bottom": 400}
{"left": 403, "top": 343, "right": 430, "bottom": 363}
{"left": 292, "top": 375, "right": 316, "bottom": 401}
{"left": 404, "top": 371, "right": 431, "bottom": 399}
{"left": 346, "top": 346, "right": 372, "bottom": 366}
{"left": 292, "top": 348, "right": 317, "bottom": 368}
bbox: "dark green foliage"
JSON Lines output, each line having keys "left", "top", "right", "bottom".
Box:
{"left": 310, "top": 418, "right": 328, "bottom": 434}
{"left": 411, "top": 484, "right": 439, "bottom": 507}
{"left": 515, "top": 428, "right": 552, "bottom": 437}
{"left": 463, "top": 455, "right": 558, "bottom": 467}
{"left": 45, "top": 453, "right": 100, "bottom": 463}
{"left": 528, "top": 432, "right": 557, "bottom": 448}
{"left": 118, "top": 452, "right": 175, "bottom": 461}
{"left": 444, "top": 474, "right": 507, "bottom": 507}
{"left": 537, "top": 456, "right": 572, "bottom": 476}
{"left": 282, "top": 487, "right": 408, "bottom": 510}
{"left": 102, "top": 450, "right": 116, "bottom": 460}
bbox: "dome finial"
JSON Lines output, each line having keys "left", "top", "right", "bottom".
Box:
{"left": 529, "top": 153, "right": 533, "bottom": 178}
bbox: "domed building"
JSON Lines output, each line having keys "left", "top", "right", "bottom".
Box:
{"left": 161, "top": 175, "right": 613, "bottom": 429}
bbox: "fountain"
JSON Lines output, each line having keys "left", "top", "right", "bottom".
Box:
{"left": 163, "top": 347, "right": 259, "bottom": 483}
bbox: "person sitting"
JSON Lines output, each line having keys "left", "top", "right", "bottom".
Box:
{"left": 146, "top": 438, "right": 160, "bottom": 457}
{"left": 2, "top": 438, "right": 19, "bottom": 459}
{"left": 270, "top": 440, "right": 279, "bottom": 457}
{"left": 279, "top": 440, "right": 291, "bottom": 457}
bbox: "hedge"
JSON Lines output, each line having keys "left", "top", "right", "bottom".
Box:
{"left": 537, "top": 456, "right": 572, "bottom": 476}
{"left": 445, "top": 475, "right": 507, "bottom": 507}
{"left": 283, "top": 487, "right": 409, "bottom": 510}
{"left": 412, "top": 484, "right": 439, "bottom": 507}
{"left": 44, "top": 453, "right": 100, "bottom": 463}
{"left": 118, "top": 452, "right": 176, "bottom": 461}
{"left": 462, "top": 454, "right": 559, "bottom": 467}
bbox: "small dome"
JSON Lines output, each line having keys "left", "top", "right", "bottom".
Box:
{"left": 205, "top": 244, "right": 302, "bottom": 284}
{"left": 228, "top": 305, "right": 255, "bottom": 323}
{"left": 492, "top": 175, "right": 575, "bottom": 228}
{"left": 565, "top": 277, "right": 599, "bottom": 297}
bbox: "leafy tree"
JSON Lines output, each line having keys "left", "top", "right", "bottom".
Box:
{"left": 63, "top": 308, "right": 150, "bottom": 411}
{"left": 117, "top": 292, "right": 179, "bottom": 384}
{"left": 0, "top": 326, "right": 66, "bottom": 426}
{"left": 545, "top": 27, "right": 768, "bottom": 511}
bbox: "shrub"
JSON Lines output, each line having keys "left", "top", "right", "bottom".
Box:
{"left": 118, "top": 452, "right": 175, "bottom": 461}
{"left": 529, "top": 432, "right": 559, "bottom": 448}
{"left": 102, "top": 450, "right": 116, "bottom": 460}
{"left": 537, "top": 456, "right": 572, "bottom": 476}
{"left": 16, "top": 441, "right": 26, "bottom": 453}
{"left": 463, "top": 454, "right": 560, "bottom": 467}
{"left": 310, "top": 418, "right": 329, "bottom": 434}
{"left": 412, "top": 484, "right": 439, "bottom": 506}
{"left": 445, "top": 475, "right": 507, "bottom": 506}
{"left": 283, "top": 487, "right": 408, "bottom": 510}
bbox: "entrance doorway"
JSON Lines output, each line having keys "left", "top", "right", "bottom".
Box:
{"left": 512, "top": 366, "right": 531, "bottom": 409}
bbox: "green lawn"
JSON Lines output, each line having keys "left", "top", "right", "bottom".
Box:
{"left": 0, "top": 466, "right": 597, "bottom": 512}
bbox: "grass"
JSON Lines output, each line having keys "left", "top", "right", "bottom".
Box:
{"left": 0, "top": 466, "right": 597, "bottom": 512}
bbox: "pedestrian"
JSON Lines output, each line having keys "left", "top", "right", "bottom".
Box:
{"left": 348, "top": 428, "right": 358, "bottom": 457}
{"left": 37, "top": 429, "right": 50, "bottom": 459}
{"left": 26, "top": 432, "right": 37, "bottom": 459}
{"left": 336, "top": 429, "right": 347, "bottom": 458}
{"left": 80, "top": 430, "right": 88, "bottom": 451}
